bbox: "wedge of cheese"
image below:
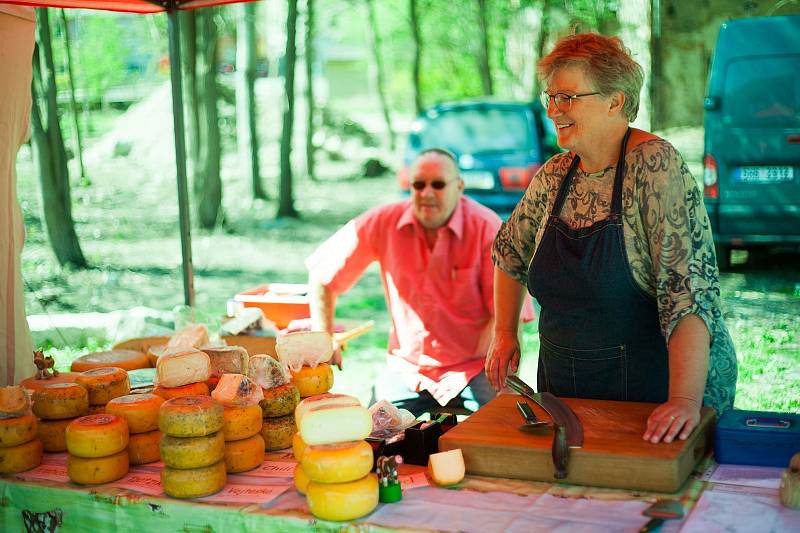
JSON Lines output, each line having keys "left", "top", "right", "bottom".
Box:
{"left": 306, "top": 473, "right": 378, "bottom": 521}
{"left": 165, "top": 323, "right": 209, "bottom": 352}
{"left": 276, "top": 331, "right": 333, "bottom": 372}
{"left": 247, "top": 354, "right": 290, "bottom": 390}
{"left": 298, "top": 404, "right": 372, "bottom": 446}
{"left": 202, "top": 346, "right": 249, "bottom": 377}
{"left": 0, "top": 386, "right": 31, "bottom": 418}
{"left": 295, "top": 393, "right": 360, "bottom": 425}
{"left": 155, "top": 349, "right": 210, "bottom": 388}
{"left": 211, "top": 374, "right": 263, "bottom": 407}
{"left": 428, "top": 448, "right": 465, "bottom": 486}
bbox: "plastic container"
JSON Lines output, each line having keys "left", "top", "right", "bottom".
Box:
{"left": 714, "top": 409, "right": 800, "bottom": 467}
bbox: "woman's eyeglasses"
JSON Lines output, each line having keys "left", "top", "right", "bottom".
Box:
{"left": 411, "top": 180, "right": 452, "bottom": 191}
{"left": 540, "top": 91, "right": 600, "bottom": 113}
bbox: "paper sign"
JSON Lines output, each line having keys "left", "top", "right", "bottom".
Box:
{"left": 398, "top": 472, "right": 429, "bottom": 490}
{"left": 198, "top": 483, "right": 288, "bottom": 504}
{"left": 111, "top": 471, "right": 164, "bottom": 496}
{"left": 244, "top": 461, "right": 297, "bottom": 478}
{"left": 16, "top": 463, "right": 69, "bottom": 483}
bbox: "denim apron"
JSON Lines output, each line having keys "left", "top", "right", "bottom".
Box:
{"left": 527, "top": 129, "right": 669, "bottom": 402}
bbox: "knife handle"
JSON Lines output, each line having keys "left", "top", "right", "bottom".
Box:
{"left": 552, "top": 424, "right": 569, "bottom": 479}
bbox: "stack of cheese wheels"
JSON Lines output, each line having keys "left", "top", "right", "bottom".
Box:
{"left": 153, "top": 348, "right": 212, "bottom": 400}
{"left": 66, "top": 414, "right": 130, "bottom": 484}
{"left": 70, "top": 350, "right": 150, "bottom": 373}
{"left": 249, "top": 354, "right": 300, "bottom": 451}
{"left": 105, "top": 393, "right": 164, "bottom": 465}
{"left": 210, "top": 374, "right": 265, "bottom": 473}
{"left": 75, "top": 367, "right": 131, "bottom": 415}
{"left": 294, "top": 393, "right": 378, "bottom": 521}
{"left": 276, "top": 332, "right": 335, "bottom": 399}
{"left": 32, "top": 382, "right": 89, "bottom": 453}
{"left": 201, "top": 345, "right": 249, "bottom": 392}
{"left": 159, "top": 395, "right": 227, "bottom": 498}
{"left": 0, "top": 386, "right": 43, "bottom": 474}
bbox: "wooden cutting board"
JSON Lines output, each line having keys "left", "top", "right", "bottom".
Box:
{"left": 439, "top": 393, "right": 715, "bottom": 493}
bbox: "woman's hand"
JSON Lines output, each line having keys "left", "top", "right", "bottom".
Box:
{"left": 642, "top": 397, "right": 701, "bottom": 444}
{"left": 485, "top": 330, "right": 521, "bottom": 391}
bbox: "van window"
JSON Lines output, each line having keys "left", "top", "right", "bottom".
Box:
{"left": 416, "top": 108, "right": 531, "bottom": 155}
{"left": 722, "top": 55, "right": 800, "bottom": 128}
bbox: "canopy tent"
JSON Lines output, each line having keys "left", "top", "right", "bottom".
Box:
{"left": 6, "top": 0, "right": 258, "bottom": 307}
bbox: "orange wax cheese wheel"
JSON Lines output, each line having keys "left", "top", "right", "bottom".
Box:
{"left": 37, "top": 417, "right": 73, "bottom": 452}
{"left": 161, "top": 460, "right": 226, "bottom": 499}
{"left": 105, "top": 393, "right": 164, "bottom": 434}
{"left": 160, "top": 431, "right": 225, "bottom": 469}
{"left": 306, "top": 473, "right": 379, "bottom": 522}
{"left": 0, "top": 414, "right": 37, "bottom": 448}
{"left": 294, "top": 462, "right": 310, "bottom": 494}
{"left": 222, "top": 404, "right": 262, "bottom": 442}
{"left": 291, "top": 432, "right": 307, "bottom": 461}
{"left": 299, "top": 404, "right": 372, "bottom": 446}
{"left": 224, "top": 433, "right": 265, "bottom": 473}
{"left": 301, "top": 440, "right": 373, "bottom": 484}
{"left": 67, "top": 450, "right": 129, "bottom": 485}
{"left": 260, "top": 413, "right": 296, "bottom": 451}
{"left": 70, "top": 349, "right": 149, "bottom": 373}
{"left": 0, "top": 438, "right": 43, "bottom": 474}
{"left": 66, "top": 414, "right": 129, "bottom": 458}
{"left": 259, "top": 383, "right": 300, "bottom": 418}
{"left": 76, "top": 367, "right": 130, "bottom": 406}
{"left": 0, "top": 385, "right": 31, "bottom": 417}
{"left": 153, "top": 381, "right": 210, "bottom": 400}
{"left": 294, "top": 393, "right": 360, "bottom": 424}
{"left": 159, "top": 395, "right": 224, "bottom": 437}
{"left": 127, "top": 430, "right": 161, "bottom": 465}
{"left": 290, "top": 364, "right": 333, "bottom": 398}
{"left": 32, "top": 383, "right": 89, "bottom": 420}
{"left": 20, "top": 372, "right": 79, "bottom": 392}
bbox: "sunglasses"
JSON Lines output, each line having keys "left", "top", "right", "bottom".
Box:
{"left": 411, "top": 180, "right": 452, "bottom": 191}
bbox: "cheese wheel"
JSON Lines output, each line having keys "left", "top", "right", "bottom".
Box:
{"left": 70, "top": 350, "right": 149, "bottom": 373}
{"left": 32, "top": 383, "right": 89, "bottom": 420}
{"left": 37, "top": 417, "right": 73, "bottom": 452}
{"left": 211, "top": 374, "right": 263, "bottom": 407}
{"left": 67, "top": 450, "right": 129, "bottom": 485}
{"left": 259, "top": 383, "right": 300, "bottom": 418}
{"left": 159, "top": 396, "right": 224, "bottom": 437}
{"left": 160, "top": 431, "right": 225, "bottom": 469}
{"left": 202, "top": 346, "right": 248, "bottom": 377}
{"left": 248, "top": 354, "right": 290, "bottom": 389}
{"left": 292, "top": 432, "right": 307, "bottom": 461}
{"left": 301, "top": 440, "right": 373, "bottom": 484}
{"left": 294, "top": 393, "right": 360, "bottom": 424}
{"left": 0, "top": 386, "right": 31, "bottom": 417}
{"left": 222, "top": 404, "right": 262, "bottom": 442}
{"left": 260, "top": 414, "right": 296, "bottom": 451}
{"left": 20, "top": 372, "right": 79, "bottom": 392}
{"left": 294, "top": 462, "right": 310, "bottom": 494}
{"left": 290, "top": 364, "right": 333, "bottom": 398}
{"left": 306, "top": 473, "right": 379, "bottom": 521}
{"left": 105, "top": 393, "right": 164, "bottom": 434}
{"left": 0, "top": 414, "right": 37, "bottom": 448}
{"left": 224, "top": 433, "right": 265, "bottom": 473}
{"left": 76, "top": 367, "right": 130, "bottom": 406}
{"left": 299, "top": 404, "right": 372, "bottom": 446}
{"left": 161, "top": 460, "right": 227, "bottom": 499}
{"left": 153, "top": 381, "right": 210, "bottom": 400}
{"left": 127, "top": 430, "right": 161, "bottom": 465}
{"left": 66, "top": 414, "right": 129, "bottom": 458}
{"left": 0, "top": 438, "right": 43, "bottom": 474}
{"left": 156, "top": 349, "right": 210, "bottom": 388}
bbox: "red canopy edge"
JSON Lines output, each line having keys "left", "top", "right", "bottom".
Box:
{"left": 1, "top": 0, "right": 256, "bottom": 14}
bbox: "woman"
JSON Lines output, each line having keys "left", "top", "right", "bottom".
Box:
{"left": 486, "top": 33, "right": 737, "bottom": 445}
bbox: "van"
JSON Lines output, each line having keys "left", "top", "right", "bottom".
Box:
{"left": 702, "top": 15, "right": 800, "bottom": 270}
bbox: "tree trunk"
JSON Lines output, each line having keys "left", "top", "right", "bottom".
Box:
{"left": 409, "top": 0, "right": 422, "bottom": 115}
{"left": 236, "top": 2, "right": 266, "bottom": 199}
{"left": 31, "top": 11, "right": 87, "bottom": 269}
{"left": 476, "top": 0, "right": 494, "bottom": 96}
{"left": 365, "top": 0, "right": 395, "bottom": 151}
{"left": 304, "top": 0, "right": 316, "bottom": 181}
{"left": 278, "top": 0, "right": 299, "bottom": 218}
{"left": 59, "top": 9, "right": 87, "bottom": 183}
{"left": 180, "top": 11, "right": 200, "bottom": 168}
{"left": 533, "top": 0, "right": 552, "bottom": 97}
{"left": 618, "top": 0, "right": 651, "bottom": 130}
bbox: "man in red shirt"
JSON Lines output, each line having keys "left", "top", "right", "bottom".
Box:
{"left": 306, "top": 149, "right": 533, "bottom": 415}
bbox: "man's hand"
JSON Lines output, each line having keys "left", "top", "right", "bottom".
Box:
{"left": 485, "top": 330, "right": 521, "bottom": 391}
{"left": 642, "top": 397, "right": 701, "bottom": 444}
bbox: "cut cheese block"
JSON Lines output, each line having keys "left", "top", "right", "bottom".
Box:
{"left": 66, "top": 414, "right": 129, "bottom": 458}
{"left": 161, "top": 460, "right": 227, "bottom": 499}
{"left": 147, "top": 344, "right": 166, "bottom": 367}
{"left": 105, "top": 393, "right": 164, "bottom": 434}
{"left": 428, "top": 448, "right": 465, "bottom": 486}
{"left": 224, "top": 433, "right": 265, "bottom": 473}
{"left": 32, "top": 383, "right": 89, "bottom": 420}
{"left": 261, "top": 414, "right": 296, "bottom": 451}
{"left": 299, "top": 404, "right": 372, "bottom": 446}
{"left": 0, "top": 438, "right": 43, "bottom": 474}
{"left": 294, "top": 462, "right": 310, "bottom": 494}
{"left": 156, "top": 349, "right": 211, "bottom": 388}
{"left": 159, "top": 396, "right": 224, "bottom": 437}
{"left": 222, "top": 404, "right": 262, "bottom": 442}
{"left": 0, "top": 414, "right": 37, "bottom": 448}
{"left": 276, "top": 331, "right": 333, "bottom": 372}
{"left": 306, "top": 473, "right": 379, "bottom": 521}
{"left": 70, "top": 350, "right": 149, "bottom": 373}
{"left": 301, "top": 440, "right": 373, "bottom": 484}
{"left": 127, "top": 430, "right": 161, "bottom": 465}
{"left": 292, "top": 432, "right": 307, "bottom": 461}
{"left": 67, "top": 450, "right": 129, "bottom": 485}
{"left": 290, "top": 364, "right": 334, "bottom": 398}
{"left": 153, "top": 381, "right": 210, "bottom": 400}
{"left": 247, "top": 354, "right": 290, "bottom": 390}
{"left": 202, "top": 346, "right": 249, "bottom": 377}
{"left": 260, "top": 383, "right": 300, "bottom": 418}
{"left": 37, "top": 417, "right": 73, "bottom": 452}
{"left": 165, "top": 323, "right": 209, "bottom": 352}
{"left": 76, "top": 367, "right": 130, "bottom": 405}
{"left": 294, "top": 393, "right": 360, "bottom": 424}
{"left": 0, "top": 386, "right": 31, "bottom": 418}
{"left": 211, "top": 374, "right": 263, "bottom": 407}
{"left": 19, "top": 372, "right": 79, "bottom": 393}
{"left": 160, "top": 431, "right": 225, "bottom": 469}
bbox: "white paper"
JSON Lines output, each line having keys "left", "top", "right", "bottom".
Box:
{"left": 681, "top": 488, "right": 800, "bottom": 532}
{"left": 706, "top": 463, "right": 784, "bottom": 489}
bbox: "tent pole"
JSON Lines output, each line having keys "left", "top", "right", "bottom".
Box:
{"left": 167, "top": 7, "right": 195, "bottom": 307}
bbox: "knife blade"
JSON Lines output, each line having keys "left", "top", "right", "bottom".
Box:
{"left": 505, "top": 375, "right": 584, "bottom": 448}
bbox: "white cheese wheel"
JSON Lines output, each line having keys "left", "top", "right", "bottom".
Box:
{"left": 156, "top": 349, "right": 211, "bottom": 389}
{"left": 159, "top": 396, "right": 224, "bottom": 437}
{"left": 306, "top": 473, "right": 379, "bottom": 521}
{"left": 294, "top": 393, "right": 360, "bottom": 424}
{"left": 299, "top": 404, "right": 372, "bottom": 446}
{"left": 301, "top": 440, "right": 373, "bottom": 484}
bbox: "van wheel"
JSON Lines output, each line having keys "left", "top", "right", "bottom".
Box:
{"left": 715, "top": 243, "right": 731, "bottom": 272}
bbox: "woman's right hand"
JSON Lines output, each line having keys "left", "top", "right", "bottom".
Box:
{"left": 485, "top": 329, "right": 521, "bottom": 391}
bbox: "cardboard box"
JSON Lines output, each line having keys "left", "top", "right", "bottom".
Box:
{"left": 234, "top": 283, "right": 310, "bottom": 329}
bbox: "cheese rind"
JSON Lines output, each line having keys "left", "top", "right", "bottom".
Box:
{"left": 0, "top": 414, "right": 37, "bottom": 448}
{"left": 428, "top": 448, "right": 465, "bottom": 486}
{"left": 160, "top": 431, "right": 225, "bottom": 469}
{"left": 32, "top": 383, "right": 89, "bottom": 420}
{"left": 260, "top": 414, "right": 296, "bottom": 451}
{"left": 67, "top": 450, "right": 129, "bottom": 485}
{"left": 306, "top": 473, "right": 379, "bottom": 521}
{"left": 224, "top": 433, "right": 265, "bottom": 473}
{"left": 299, "top": 404, "right": 372, "bottom": 446}
{"left": 153, "top": 381, "right": 210, "bottom": 400}
{"left": 294, "top": 463, "right": 310, "bottom": 494}
{"left": 201, "top": 346, "right": 249, "bottom": 377}
{"left": 0, "top": 386, "right": 31, "bottom": 417}
{"left": 127, "top": 430, "right": 161, "bottom": 465}
{"left": 294, "top": 393, "right": 360, "bottom": 424}
{"left": 105, "top": 393, "right": 164, "bottom": 434}
{"left": 159, "top": 396, "right": 224, "bottom": 437}
{"left": 259, "top": 383, "right": 300, "bottom": 418}
{"left": 37, "top": 417, "right": 73, "bottom": 452}
{"left": 301, "top": 440, "right": 373, "bottom": 484}
{"left": 291, "top": 432, "right": 307, "bottom": 461}
{"left": 0, "top": 439, "right": 43, "bottom": 474}
{"left": 222, "top": 404, "right": 263, "bottom": 442}
{"left": 155, "top": 349, "right": 211, "bottom": 388}
{"left": 70, "top": 350, "right": 149, "bottom": 372}
{"left": 76, "top": 367, "right": 131, "bottom": 405}
{"left": 290, "top": 364, "right": 334, "bottom": 398}
{"left": 247, "top": 354, "right": 290, "bottom": 390}
{"left": 66, "top": 414, "right": 129, "bottom": 458}
{"left": 161, "top": 460, "right": 227, "bottom": 499}
{"left": 211, "top": 374, "right": 263, "bottom": 407}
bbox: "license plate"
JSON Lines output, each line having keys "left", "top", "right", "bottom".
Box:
{"left": 735, "top": 166, "right": 794, "bottom": 183}
{"left": 461, "top": 170, "right": 495, "bottom": 190}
